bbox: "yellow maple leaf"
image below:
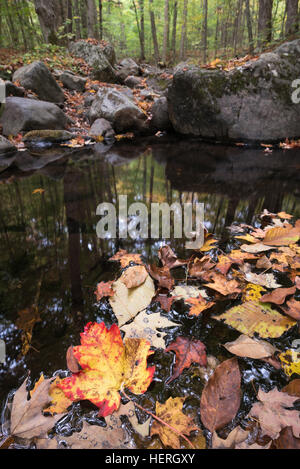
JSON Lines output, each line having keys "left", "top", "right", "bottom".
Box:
{"left": 279, "top": 349, "right": 300, "bottom": 377}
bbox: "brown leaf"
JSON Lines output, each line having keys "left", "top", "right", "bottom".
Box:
{"left": 94, "top": 281, "right": 114, "bottom": 302}
{"left": 188, "top": 256, "right": 215, "bottom": 278}
{"left": 223, "top": 335, "right": 276, "bottom": 359}
{"left": 109, "top": 250, "right": 143, "bottom": 268}
{"left": 205, "top": 273, "right": 242, "bottom": 296}
{"left": 271, "top": 426, "right": 300, "bottom": 449}
{"left": 279, "top": 298, "right": 300, "bottom": 320}
{"left": 262, "top": 226, "right": 299, "bottom": 246}
{"left": 120, "top": 265, "right": 148, "bottom": 289}
{"left": 200, "top": 358, "right": 241, "bottom": 432}
{"left": 166, "top": 336, "right": 207, "bottom": 383}
{"left": 186, "top": 296, "right": 215, "bottom": 316}
{"left": 249, "top": 387, "right": 300, "bottom": 439}
{"left": 147, "top": 264, "right": 174, "bottom": 290}
{"left": 10, "top": 378, "right": 64, "bottom": 439}
{"left": 158, "top": 246, "right": 187, "bottom": 269}
{"left": 282, "top": 379, "right": 300, "bottom": 397}
{"left": 154, "top": 293, "right": 174, "bottom": 313}
{"left": 66, "top": 346, "right": 80, "bottom": 373}
{"left": 260, "top": 286, "right": 296, "bottom": 305}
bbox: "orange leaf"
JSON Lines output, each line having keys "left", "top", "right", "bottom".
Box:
{"left": 166, "top": 337, "right": 207, "bottom": 383}
{"left": 58, "top": 322, "right": 155, "bottom": 417}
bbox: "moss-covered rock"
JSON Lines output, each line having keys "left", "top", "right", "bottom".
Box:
{"left": 168, "top": 39, "right": 300, "bottom": 142}
{"left": 23, "top": 130, "right": 75, "bottom": 143}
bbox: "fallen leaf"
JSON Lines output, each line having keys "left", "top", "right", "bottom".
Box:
{"left": 279, "top": 298, "right": 300, "bottom": 320}
{"left": 165, "top": 337, "right": 207, "bottom": 383}
{"left": 151, "top": 397, "right": 198, "bottom": 448}
{"left": 120, "top": 265, "right": 148, "bottom": 289}
{"left": 223, "top": 334, "right": 276, "bottom": 359}
{"left": 214, "top": 301, "right": 296, "bottom": 338}
{"left": 188, "top": 256, "right": 215, "bottom": 278}
{"left": 241, "top": 244, "right": 274, "bottom": 254}
{"left": 212, "top": 426, "right": 249, "bottom": 449}
{"left": 10, "top": 378, "right": 64, "bottom": 439}
{"left": 260, "top": 286, "right": 296, "bottom": 305}
{"left": 109, "top": 250, "right": 143, "bottom": 268}
{"left": 94, "top": 281, "right": 114, "bottom": 302}
{"left": 282, "top": 379, "right": 300, "bottom": 397}
{"left": 278, "top": 349, "right": 300, "bottom": 377}
{"left": 158, "top": 246, "right": 187, "bottom": 269}
{"left": 271, "top": 426, "right": 300, "bottom": 449}
{"left": 200, "top": 358, "right": 241, "bottom": 432}
{"left": 205, "top": 273, "right": 241, "bottom": 296}
{"left": 249, "top": 387, "right": 300, "bottom": 439}
{"left": 256, "top": 256, "right": 272, "bottom": 270}
{"left": 153, "top": 293, "right": 174, "bottom": 312}
{"left": 263, "top": 226, "right": 299, "bottom": 246}
{"left": 147, "top": 264, "right": 174, "bottom": 290}
{"left": 171, "top": 285, "right": 208, "bottom": 301}
{"left": 106, "top": 401, "right": 151, "bottom": 438}
{"left": 186, "top": 296, "right": 215, "bottom": 316}
{"left": 66, "top": 346, "right": 80, "bottom": 373}
{"left": 121, "top": 310, "right": 180, "bottom": 349}
{"left": 109, "top": 275, "right": 155, "bottom": 326}
{"left": 243, "top": 271, "right": 282, "bottom": 289}
{"left": 242, "top": 283, "right": 266, "bottom": 302}
{"left": 58, "top": 322, "right": 155, "bottom": 417}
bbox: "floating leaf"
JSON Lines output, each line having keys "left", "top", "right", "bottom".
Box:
{"left": 11, "top": 378, "right": 64, "bottom": 439}
{"left": 109, "top": 275, "right": 155, "bottom": 326}
{"left": 171, "top": 285, "right": 208, "bottom": 301}
{"left": 223, "top": 334, "right": 276, "bottom": 359}
{"left": 158, "top": 246, "right": 187, "bottom": 269}
{"left": 165, "top": 337, "right": 207, "bottom": 383}
{"left": 242, "top": 283, "right": 266, "bottom": 302}
{"left": 147, "top": 264, "right": 174, "bottom": 290}
{"left": 121, "top": 310, "right": 179, "bottom": 349}
{"left": 151, "top": 397, "right": 198, "bottom": 448}
{"left": 186, "top": 296, "right": 215, "bottom": 316}
{"left": 278, "top": 349, "right": 300, "bottom": 377}
{"left": 214, "top": 301, "right": 296, "bottom": 338}
{"left": 200, "top": 358, "right": 241, "bottom": 432}
{"left": 260, "top": 286, "right": 296, "bottom": 305}
{"left": 249, "top": 388, "right": 300, "bottom": 439}
{"left": 205, "top": 273, "right": 241, "bottom": 296}
{"left": 120, "top": 265, "right": 148, "bottom": 289}
{"left": 212, "top": 426, "right": 249, "bottom": 449}
{"left": 279, "top": 298, "right": 300, "bottom": 320}
{"left": 58, "top": 322, "right": 155, "bottom": 417}
{"left": 109, "top": 250, "right": 143, "bottom": 268}
{"left": 263, "top": 226, "right": 299, "bottom": 246}
{"left": 94, "top": 281, "right": 114, "bottom": 302}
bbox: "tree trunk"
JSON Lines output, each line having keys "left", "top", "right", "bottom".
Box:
{"left": 245, "top": 0, "right": 254, "bottom": 54}
{"left": 171, "top": 0, "right": 178, "bottom": 59}
{"left": 258, "top": 0, "right": 273, "bottom": 46}
{"left": 202, "top": 0, "right": 208, "bottom": 62}
{"left": 87, "top": 0, "right": 98, "bottom": 39}
{"left": 179, "top": 0, "right": 188, "bottom": 61}
{"left": 162, "top": 0, "right": 169, "bottom": 63}
{"left": 285, "top": 0, "right": 298, "bottom": 35}
{"left": 33, "top": 0, "right": 59, "bottom": 44}
{"left": 149, "top": 0, "right": 160, "bottom": 63}
{"left": 74, "top": 0, "right": 81, "bottom": 39}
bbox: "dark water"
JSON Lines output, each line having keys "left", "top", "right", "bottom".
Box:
{"left": 0, "top": 137, "right": 299, "bottom": 445}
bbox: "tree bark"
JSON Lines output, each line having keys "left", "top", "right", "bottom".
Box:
{"left": 285, "top": 0, "right": 298, "bottom": 35}
{"left": 171, "top": 0, "right": 178, "bottom": 59}
{"left": 258, "top": 0, "right": 273, "bottom": 45}
{"left": 245, "top": 0, "right": 254, "bottom": 54}
{"left": 179, "top": 0, "right": 188, "bottom": 60}
{"left": 162, "top": 0, "right": 169, "bottom": 63}
{"left": 149, "top": 0, "right": 160, "bottom": 63}
{"left": 33, "top": 0, "right": 59, "bottom": 44}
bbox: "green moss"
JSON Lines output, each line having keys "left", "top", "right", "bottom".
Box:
{"left": 23, "top": 130, "right": 74, "bottom": 142}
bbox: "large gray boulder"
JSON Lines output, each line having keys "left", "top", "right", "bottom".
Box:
{"left": 168, "top": 39, "right": 300, "bottom": 142}
{"left": 0, "top": 97, "right": 67, "bottom": 136}
{"left": 0, "top": 135, "right": 16, "bottom": 155}
{"left": 151, "top": 97, "right": 172, "bottom": 131}
{"left": 60, "top": 71, "right": 87, "bottom": 92}
{"left": 117, "top": 58, "right": 140, "bottom": 83}
{"left": 13, "top": 62, "right": 65, "bottom": 104}
{"left": 89, "top": 88, "right": 147, "bottom": 133}
{"left": 69, "top": 41, "right": 117, "bottom": 83}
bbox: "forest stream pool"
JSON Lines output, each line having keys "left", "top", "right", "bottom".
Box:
{"left": 0, "top": 137, "right": 300, "bottom": 447}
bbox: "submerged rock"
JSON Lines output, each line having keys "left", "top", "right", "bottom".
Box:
{"left": 0, "top": 97, "right": 67, "bottom": 136}
{"left": 13, "top": 61, "right": 65, "bottom": 104}
{"left": 168, "top": 38, "right": 300, "bottom": 142}
{"left": 89, "top": 87, "right": 147, "bottom": 133}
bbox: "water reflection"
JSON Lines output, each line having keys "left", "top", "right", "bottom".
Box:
{"left": 0, "top": 139, "right": 299, "bottom": 402}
